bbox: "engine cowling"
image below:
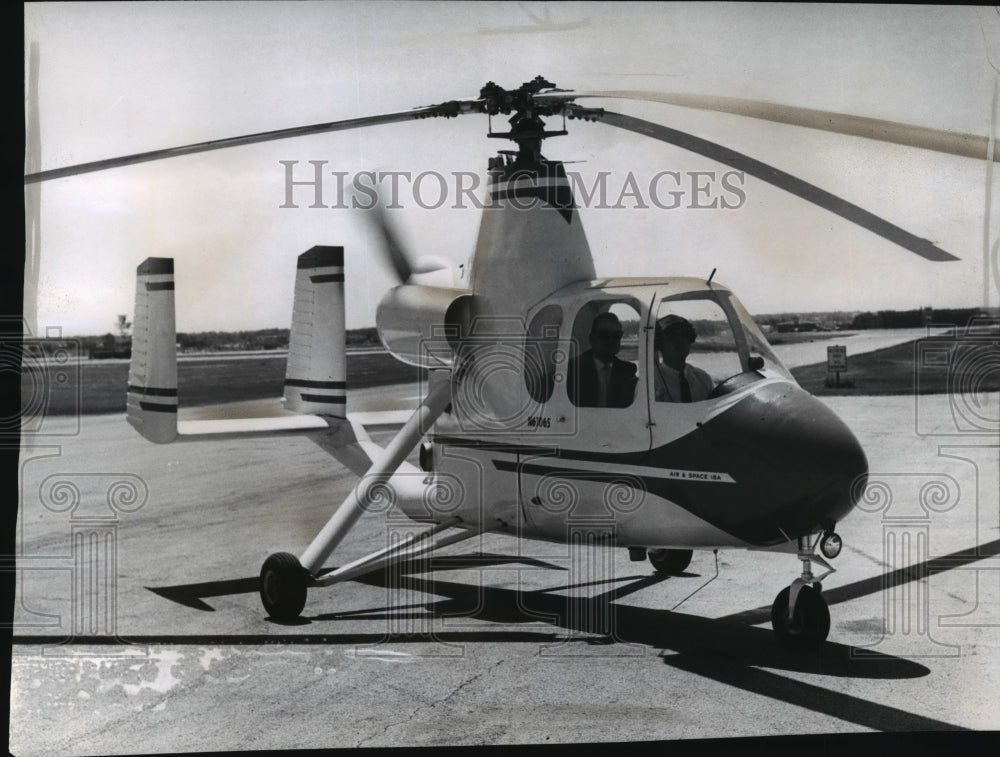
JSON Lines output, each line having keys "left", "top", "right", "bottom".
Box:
{"left": 376, "top": 284, "right": 475, "bottom": 368}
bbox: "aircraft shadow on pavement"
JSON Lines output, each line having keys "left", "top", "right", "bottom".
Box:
{"left": 327, "top": 567, "right": 931, "bottom": 682}
{"left": 139, "top": 550, "right": 977, "bottom": 732}
{"left": 140, "top": 537, "right": 997, "bottom": 686}
{"left": 137, "top": 550, "right": 948, "bottom": 680}
{"left": 144, "top": 552, "right": 566, "bottom": 612}
{"left": 25, "top": 542, "right": 993, "bottom": 732}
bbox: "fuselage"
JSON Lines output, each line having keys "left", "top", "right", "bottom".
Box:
{"left": 416, "top": 277, "right": 868, "bottom": 549}
{"left": 378, "top": 152, "right": 868, "bottom": 549}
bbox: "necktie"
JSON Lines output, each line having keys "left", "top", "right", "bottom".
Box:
{"left": 679, "top": 369, "right": 691, "bottom": 403}
{"left": 599, "top": 363, "right": 611, "bottom": 407}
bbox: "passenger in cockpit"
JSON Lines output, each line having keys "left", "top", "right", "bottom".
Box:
{"left": 567, "top": 312, "right": 637, "bottom": 408}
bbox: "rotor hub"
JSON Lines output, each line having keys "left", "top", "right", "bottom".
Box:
{"left": 479, "top": 76, "right": 572, "bottom": 162}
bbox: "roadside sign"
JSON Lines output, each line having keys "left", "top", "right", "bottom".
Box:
{"left": 827, "top": 345, "right": 847, "bottom": 371}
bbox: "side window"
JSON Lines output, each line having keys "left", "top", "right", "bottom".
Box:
{"left": 523, "top": 304, "right": 562, "bottom": 403}
{"left": 653, "top": 297, "right": 739, "bottom": 402}
{"left": 567, "top": 301, "right": 641, "bottom": 408}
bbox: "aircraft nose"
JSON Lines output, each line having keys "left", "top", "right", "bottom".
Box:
{"left": 779, "top": 390, "right": 868, "bottom": 530}
{"left": 702, "top": 381, "right": 868, "bottom": 541}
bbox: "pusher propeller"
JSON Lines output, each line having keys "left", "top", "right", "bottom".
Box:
{"left": 366, "top": 193, "right": 416, "bottom": 284}
{"left": 361, "top": 187, "right": 452, "bottom": 284}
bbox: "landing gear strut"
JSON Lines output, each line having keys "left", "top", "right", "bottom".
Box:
{"left": 259, "top": 376, "right": 455, "bottom": 621}
{"left": 771, "top": 533, "right": 835, "bottom": 648}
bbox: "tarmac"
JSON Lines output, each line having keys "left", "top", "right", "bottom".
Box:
{"left": 9, "top": 363, "right": 999, "bottom": 752}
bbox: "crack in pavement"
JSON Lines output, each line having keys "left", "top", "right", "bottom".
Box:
{"left": 435, "top": 658, "right": 505, "bottom": 710}
{"left": 354, "top": 659, "right": 505, "bottom": 748}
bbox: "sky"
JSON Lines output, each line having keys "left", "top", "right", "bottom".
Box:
{"left": 23, "top": 2, "right": 1000, "bottom": 336}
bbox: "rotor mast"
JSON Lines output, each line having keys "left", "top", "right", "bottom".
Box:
{"left": 466, "top": 79, "right": 597, "bottom": 322}
{"left": 481, "top": 76, "right": 568, "bottom": 164}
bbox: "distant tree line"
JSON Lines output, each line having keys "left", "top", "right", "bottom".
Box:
{"left": 29, "top": 307, "right": 999, "bottom": 359}
{"left": 849, "top": 307, "right": 993, "bottom": 330}
{"left": 27, "top": 326, "right": 383, "bottom": 358}
{"left": 175, "top": 327, "right": 381, "bottom": 352}
{"left": 756, "top": 307, "right": 997, "bottom": 332}
{"left": 176, "top": 328, "right": 289, "bottom": 352}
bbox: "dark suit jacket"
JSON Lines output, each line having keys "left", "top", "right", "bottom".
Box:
{"left": 566, "top": 350, "right": 638, "bottom": 408}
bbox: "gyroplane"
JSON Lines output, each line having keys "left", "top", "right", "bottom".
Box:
{"left": 28, "top": 76, "right": 982, "bottom": 647}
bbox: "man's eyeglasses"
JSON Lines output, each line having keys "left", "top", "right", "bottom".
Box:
{"left": 595, "top": 330, "right": 623, "bottom": 340}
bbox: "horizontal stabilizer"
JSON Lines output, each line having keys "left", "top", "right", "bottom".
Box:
{"left": 344, "top": 409, "right": 417, "bottom": 428}
{"left": 176, "top": 415, "right": 329, "bottom": 437}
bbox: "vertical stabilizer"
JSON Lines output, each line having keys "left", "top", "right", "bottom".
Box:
{"left": 126, "top": 258, "right": 178, "bottom": 443}
{"left": 283, "top": 246, "right": 347, "bottom": 417}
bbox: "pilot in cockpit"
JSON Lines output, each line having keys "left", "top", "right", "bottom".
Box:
{"left": 654, "top": 315, "right": 714, "bottom": 403}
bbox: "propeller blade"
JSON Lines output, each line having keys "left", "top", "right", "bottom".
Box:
{"left": 584, "top": 108, "right": 959, "bottom": 262}
{"left": 24, "top": 100, "right": 483, "bottom": 184}
{"left": 551, "top": 90, "right": 995, "bottom": 162}
{"left": 363, "top": 188, "right": 416, "bottom": 283}
{"left": 409, "top": 255, "right": 451, "bottom": 275}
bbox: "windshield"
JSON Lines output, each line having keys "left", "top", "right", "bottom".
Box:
{"left": 726, "top": 294, "right": 794, "bottom": 380}
{"left": 654, "top": 295, "right": 741, "bottom": 389}
{"left": 653, "top": 288, "right": 793, "bottom": 399}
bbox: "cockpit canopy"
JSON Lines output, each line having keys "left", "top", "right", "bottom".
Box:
{"left": 522, "top": 278, "right": 792, "bottom": 409}
{"left": 650, "top": 286, "right": 792, "bottom": 397}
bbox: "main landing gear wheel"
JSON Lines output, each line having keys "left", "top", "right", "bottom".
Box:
{"left": 771, "top": 584, "right": 830, "bottom": 649}
{"left": 259, "top": 552, "right": 308, "bottom": 620}
{"left": 648, "top": 548, "right": 693, "bottom": 575}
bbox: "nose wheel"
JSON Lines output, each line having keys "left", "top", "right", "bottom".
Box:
{"left": 648, "top": 548, "right": 693, "bottom": 575}
{"left": 771, "top": 533, "right": 836, "bottom": 648}
{"left": 771, "top": 584, "right": 830, "bottom": 648}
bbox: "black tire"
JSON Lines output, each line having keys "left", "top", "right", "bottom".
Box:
{"left": 771, "top": 584, "right": 830, "bottom": 648}
{"left": 648, "top": 548, "right": 693, "bottom": 575}
{"left": 259, "top": 552, "right": 308, "bottom": 620}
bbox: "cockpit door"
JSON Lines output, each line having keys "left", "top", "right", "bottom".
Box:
{"left": 515, "top": 295, "right": 653, "bottom": 540}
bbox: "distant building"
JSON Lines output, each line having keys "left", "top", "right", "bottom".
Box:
{"left": 87, "top": 333, "right": 131, "bottom": 360}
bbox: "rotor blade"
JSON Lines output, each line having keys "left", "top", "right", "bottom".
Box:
{"left": 24, "top": 100, "right": 482, "bottom": 184}
{"left": 586, "top": 109, "right": 959, "bottom": 261}
{"left": 547, "top": 90, "right": 995, "bottom": 162}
